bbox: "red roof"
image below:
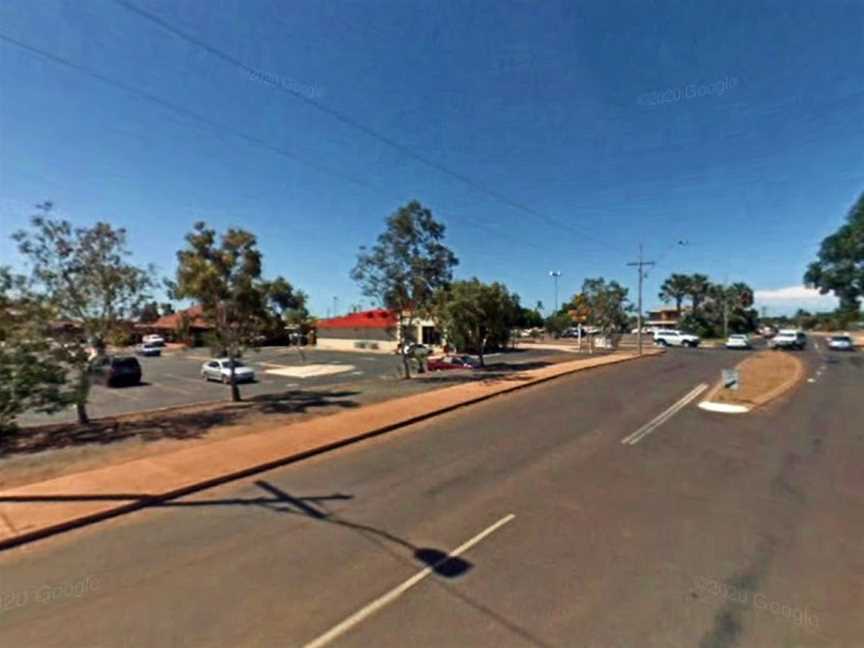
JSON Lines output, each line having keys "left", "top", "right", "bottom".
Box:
{"left": 146, "top": 305, "right": 211, "bottom": 330}
{"left": 317, "top": 308, "right": 397, "bottom": 329}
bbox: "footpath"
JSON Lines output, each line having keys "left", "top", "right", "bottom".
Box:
{"left": 0, "top": 349, "right": 660, "bottom": 550}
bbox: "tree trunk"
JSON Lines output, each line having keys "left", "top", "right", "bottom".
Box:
{"left": 399, "top": 315, "right": 412, "bottom": 379}
{"left": 478, "top": 333, "right": 486, "bottom": 367}
{"left": 76, "top": 402, "right": 89, "bottom": 425}
{"left": 229, "top": 357, "right": 241, "bottom": 402}
{"left": 76, "top": 366, "right": 89, "bottom": 424}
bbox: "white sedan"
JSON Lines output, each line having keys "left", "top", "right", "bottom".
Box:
{"left": 201, "top": 358, "right": 256, "bottom": 383}
{"left": 828, "top": 335, "right": 855, "bottom": 351}
{"left": 725, "top": 334, "right": 752, "bottom": 349}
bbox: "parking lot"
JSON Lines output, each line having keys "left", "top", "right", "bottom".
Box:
{"left": 19, "top": 345, "right": 568, "bottom": 426}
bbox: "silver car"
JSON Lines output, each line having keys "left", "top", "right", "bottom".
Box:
{"left": 201, "top": 358, "right": 256, "bottom": 383}
{"left": 828, "top": 335, "right": 855, "bottom": 351}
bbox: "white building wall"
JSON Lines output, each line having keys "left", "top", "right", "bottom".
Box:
{"left": 315, "top": 337, "right": 399, "bottom": 353}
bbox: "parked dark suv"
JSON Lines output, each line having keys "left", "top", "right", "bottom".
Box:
{"left": 91, "top": 355, "right": 143, "bottom": 387}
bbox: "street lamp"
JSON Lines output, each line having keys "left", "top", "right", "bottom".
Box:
{"left": 549, "top": 271, "right": 562, "bottom": 312}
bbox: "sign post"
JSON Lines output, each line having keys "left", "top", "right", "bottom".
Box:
{"left": 722, "top": 369, "right": 740, "bottom": 391}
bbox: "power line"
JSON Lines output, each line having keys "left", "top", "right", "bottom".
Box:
{"left": 0, "top": 32, "right": 373, "bottom": 192}
{"left": 0, "top": 32, "right": 566, "bottom": 261}
{"left": 113, "top": 0, "right": 627, "bottom": 254}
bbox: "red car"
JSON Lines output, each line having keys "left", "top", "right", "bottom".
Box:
{"left": 426, "top": 355, "right": 479, "bottom": 371}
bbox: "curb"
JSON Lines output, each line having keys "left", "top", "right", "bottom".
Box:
{"left": 0, "top": 350, "right": 661, "bottom": 551}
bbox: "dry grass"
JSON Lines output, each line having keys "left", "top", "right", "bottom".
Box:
{"left": 0, "top": 388, "right": 364, "bottom": 490}
{"left": 711, "top": 351, "right": 803, "bottom": 406}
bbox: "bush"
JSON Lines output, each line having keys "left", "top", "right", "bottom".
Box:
{"left": 679, "top": 312, "right": 718, "bottom": 338}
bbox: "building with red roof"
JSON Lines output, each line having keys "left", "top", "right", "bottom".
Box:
{"left": 315, "top": 308, "right": 441, "bottom": 352}
{"left": 135, "top": 305, "right": 212, "bottom": 345}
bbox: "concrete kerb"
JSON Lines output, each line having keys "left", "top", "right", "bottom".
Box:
{"left": 0, "top": 349, "right": 662, "bottom": 551}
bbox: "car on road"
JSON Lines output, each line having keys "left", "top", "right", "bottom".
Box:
{"left": 768, "top": 329, "right": 807, "bottom": 350}
{"left": 142, "top": 334, "right": 166, "bottom": 347}
{"left": 136, "top": 342, "right": 162, "bottom": 357}
{"left": 725, "top": 334, "right": 752, "bottom": 349}
{"left": 201, "top": 358, "right": 257, "bottom": 383}
{"left": 427, "top": 354, "right": 479, "bottom": 371}
{"left": 90, "top": 355, "right": 143, "bottom": 387}
{"left": 654, "top": 329, "right": 700, "bottom": 348}
{"left": 827, "top": 334, "right": 855, "bottom": 351}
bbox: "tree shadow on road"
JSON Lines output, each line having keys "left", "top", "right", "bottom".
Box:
{"left": 416, "top": 361, "right": 556, "bottom": 386}
{"left": 248, "top": 389, "right": 360, "bottom": 415}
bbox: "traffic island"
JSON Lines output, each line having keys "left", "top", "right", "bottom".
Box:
{"left": 698, "top": 350, "right": 805, "bottom": 414}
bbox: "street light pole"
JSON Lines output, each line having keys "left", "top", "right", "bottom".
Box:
{"left": 627, "top": 244, "right": 655, "bottom": 356}
{"left": 549, "top": 271, "right": 562, "bottom": 312}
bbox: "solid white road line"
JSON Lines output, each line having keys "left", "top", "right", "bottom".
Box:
{"left": 621, "top": 383, "right": 708, "bottom": 446}
{"left": 302, "top": 514, "right": 516, "bottom": 648}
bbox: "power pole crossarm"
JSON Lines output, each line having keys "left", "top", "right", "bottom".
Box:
{"left": 627, "top": 244, "right": 655, "bottom": 356}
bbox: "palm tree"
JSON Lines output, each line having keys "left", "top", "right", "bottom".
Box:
{"left": 727, "top": 282, "right": 754, "bottom": 309}
{"left": 658, "top": 274, "right": 692, "bottom": 314}
{"left": 688, "top": 274, "right": 711, "bottom": 310}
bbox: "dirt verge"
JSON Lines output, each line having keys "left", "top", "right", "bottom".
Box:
{"left": 0, "top": 351, "right": 628, "bottom": 490}
{"left": 703, "top": 350, "right": 805, "bottom": 410}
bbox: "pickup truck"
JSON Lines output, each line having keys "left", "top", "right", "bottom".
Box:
{"left": 654, "top": 329, "right": 701, "bottom": 348}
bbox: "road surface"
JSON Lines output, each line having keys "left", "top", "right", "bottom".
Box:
{"left": 1, "top": 344, "right": 861, "bottom": 647}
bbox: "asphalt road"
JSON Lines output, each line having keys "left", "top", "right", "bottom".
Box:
{"left": 17, "top": 346, "right": 566, "bottom": 425}
{"left": 2, "top": 344, "right": 861, "bottom": 647}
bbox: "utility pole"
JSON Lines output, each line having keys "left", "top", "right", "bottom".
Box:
{"left": 627, "top": 244, "right": 655, "bottom": 356}
{"left": 722, "top": 274, "right": 729, "bottom": 339}
{"left": 549, "top": 271, "right": 562, "bottom": 312}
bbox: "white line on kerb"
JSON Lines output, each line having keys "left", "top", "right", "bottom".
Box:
{"left": 621, "top": 383, "right": 708, "bottom": 446}
{"left": 302, "top": 514, "right": 516, "bottom": 648}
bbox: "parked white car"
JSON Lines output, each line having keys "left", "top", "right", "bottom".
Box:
{"left": 725, "top": 334, "right": 751, "bottom": 349}
{"left": 201, "top": 358, "right": 256, "bottom": 383}
{"left": 654, "top": 329, "right": 700, "bottom": 348}
{"left": 142, "top": 334, "right": 165, "bottom": 347}
{"left": 828, "top": 334, "right": 855, "bottom": 351}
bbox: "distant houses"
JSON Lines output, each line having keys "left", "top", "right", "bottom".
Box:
{"left": 646, "top": 307, "right": 683, "bottom": 330}
{"left": 135, "top": 305, "right": 212, "bottom": 346}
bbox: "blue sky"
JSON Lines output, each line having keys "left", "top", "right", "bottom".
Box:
{"left": 1, "top": 0, "right": 863, "bottom": 316}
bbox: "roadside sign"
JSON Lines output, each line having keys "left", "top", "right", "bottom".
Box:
{"left": 722, "top": 368, "right": 740, "bottom": 390}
